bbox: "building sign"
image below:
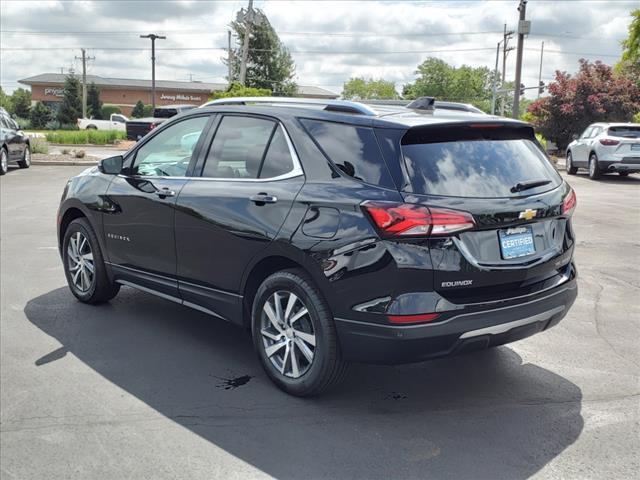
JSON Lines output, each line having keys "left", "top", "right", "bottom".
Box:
{"left": 44, "top": 87, "right": 64, "bottom": 97}
{"left": 160, "top": 93, "right": 203, "bottom": 102}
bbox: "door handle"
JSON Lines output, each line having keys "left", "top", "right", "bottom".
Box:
{"left": 155, "top": 188, "right": 176, "bottom": 198}
{"left": 250, "top": 193, "right": 278, "bottom": 205}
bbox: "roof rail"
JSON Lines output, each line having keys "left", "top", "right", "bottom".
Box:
{"left": 201, "top": 97, "right": 378, "bottom": 116}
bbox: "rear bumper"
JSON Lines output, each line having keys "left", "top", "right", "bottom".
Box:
{"left": 335, "top": 277, "right": 577, "bottom": 364}
{"left": 598, "top": 158, "right": 640, "bottom": 173}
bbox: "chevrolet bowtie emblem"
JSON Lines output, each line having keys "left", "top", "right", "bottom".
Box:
{"left": 518, "top": 209, "right": 538, "bottom": 220}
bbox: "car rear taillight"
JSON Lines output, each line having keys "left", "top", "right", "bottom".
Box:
{"left": 150, "top": 123, "right": 157, "bottom": 130}
{"left": 562, "top": 188, "right": 577, "bottom": 216}
{"left": 599, "top": 138, "right": 619, "bottom": 146}
{"left": 362, "top": 202, "right": 475, "bottom": 237}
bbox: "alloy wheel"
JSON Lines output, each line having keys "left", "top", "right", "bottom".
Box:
{"left": 260, "top": 290, "right": 316, "bottom": 378}
{"left": 1, "top": 150, "right": 7, "bottom": 172}
{"left": 23, "top": 148, "right": 31, "bottom": 166}
{"left": 67, "top": 231, "right": 95, "bottom": 292}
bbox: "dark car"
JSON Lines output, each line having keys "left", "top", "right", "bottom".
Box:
{"left": 57, "top": 97, "right": 578, "bottom": 396}
{"left": 0, "top": 107, "right": 31, "bottom": 175}
{"left": 125, "top": 104, "right": 196, "bottom": 140}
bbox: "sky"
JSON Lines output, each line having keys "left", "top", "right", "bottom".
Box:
{"left": 0, "top": 0, "right": 635, "bottom": 100}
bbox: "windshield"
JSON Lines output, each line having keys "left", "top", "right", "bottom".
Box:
{"left": 402, "top": 136, "right": 561, "bottom": 198}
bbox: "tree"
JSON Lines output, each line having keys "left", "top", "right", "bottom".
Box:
{"left": 210, "top": 81, "right": 271, "bottom": 100}
{"left": 0, "top": 87, "right": 12, "bottom": 113}
{"left": 131, "top": 100, "right": 145, "bottom": 118}
{"left": 615, "top": 9, "right": 640, "bottom": 86}
{"left": 57, "top": 75, "right": 83, "bottom": 125}
{"left": 87, "top": 83, "right": 103, "bottom": 119}
{"left": 342, "top": 78, "right": 399, "bottom": 100}
{"left": 11, "top": 88, "right": 31, "bottom": 118}
{"left": 527, "top": 59, "right": 640, "bottom": 150}
{"left": 29, "top": 102, "right": 51, "bottom": 129}
{"left": 229, "top": 9, "right": 297, "bottom": 96}
{"left": 403, "top": 57, "right": 496, "bottom": 111}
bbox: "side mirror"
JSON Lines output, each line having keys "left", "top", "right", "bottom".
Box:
{"left": 572, "top": 133, "right": 579, "bottom": 140}
{"left": 99, "top": 155, "right": 123, "bottom": 175}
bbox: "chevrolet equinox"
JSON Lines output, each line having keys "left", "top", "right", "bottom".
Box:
{"left": 57, "top": 97, "right": 578, "bottom": 396}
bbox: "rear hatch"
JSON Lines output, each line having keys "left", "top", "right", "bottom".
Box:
{"left": 606, "top": 126, "right": 640, "bottom": 158}
{"left": 400, "top": 122, "right": 575, "bottom": 303}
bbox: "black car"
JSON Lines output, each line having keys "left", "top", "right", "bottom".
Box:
{"left": 0, "top": 107, "right": 31, "bottom": 175}
{"left": 125, "top": 104, "right": 197, "bottom": 141}
{"left": 57, "top": 97, "right": 578, "bottom": 396}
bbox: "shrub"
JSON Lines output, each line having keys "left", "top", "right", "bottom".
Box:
{"left": 74, "top": 150, "right": 86, "bottom": 158}
{"left": 634, "top": 112, "right": 640, "bottom": 123}
{"left": 142, "top": 104, "right": 154, "bottom": 117}
{"left": 29, "top": 101, "right": 51, "bottom": 129}
{"left": 131, "top": 100, "right": 145, "bottom": 118}
{"left": 15, "top": 117, "right": 31, "bottom": 130}
{"left": 30, "top": 138, "right": 49, "bottom": 154}
{"left": 101, "top": 105, "right": 122, "bottom": 119}
{"left": 44, "top": 130, "right": 126, "bottom": 145}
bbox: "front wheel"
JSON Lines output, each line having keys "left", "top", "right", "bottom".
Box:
{"left": 0, "top": 148, "right": 8, "bottom": 175}
{"left": 252, "top": 269, "right": 348, "bottom": 396}
{"left": 588, "top": 153, "right": 601, "bottom": 180}
{"left": 62, "top": 218, "right": 120, "bottom": 303}
{"left": 17, "top": 146, "right": 31, "bottom": 169}
{"left": 566, "top": 151, "right": 577, "bottom": 175}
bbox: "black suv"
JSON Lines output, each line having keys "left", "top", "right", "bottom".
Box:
{"left": 57, "top": 97, "right": 578, "bottom": 396}
{"left": 0, "top": 107, "right": 31, "bottom": 175}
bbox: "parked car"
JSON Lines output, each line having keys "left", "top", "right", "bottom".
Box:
{"left": 0, "top": 107, "right": 31, "bottom": 175}
{"left": 566, "top": 122, "right": 640, "bottom": 179}
{"left": 125, "top": 104, "right": 196, "bottom": 140}
{"left": 57, "top": 97, "right": 578, "bottom": 396}
{"left": 77, "top": 113, "right": 128, "bottom": 131}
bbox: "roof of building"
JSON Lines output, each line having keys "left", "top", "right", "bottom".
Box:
{"left": 18, "top": 73, "right": 338, "bottom": 98}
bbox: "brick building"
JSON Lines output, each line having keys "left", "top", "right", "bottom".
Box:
{"left": 19, "top": 73, "right": 338, "bottom": 116}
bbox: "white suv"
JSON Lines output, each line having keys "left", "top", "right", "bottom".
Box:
{"left": 566, "top": 123, "right": 640, "bottom": 179}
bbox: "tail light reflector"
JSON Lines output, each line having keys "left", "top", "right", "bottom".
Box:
{"left": 362, "top": 202, "right": 475, "bottom": 237}
{"left": 388, "top": 313, "right": 440, "bottom": 324}
{"left": 599, "top": 138, "right": 619, "bottom": 146}
{"left": 562, "top": 188, "right": 577, "bottom": 216}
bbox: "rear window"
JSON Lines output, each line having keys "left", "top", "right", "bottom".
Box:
{"left": 300, "top": 119, "right": 395, "bottom": 188}
{"left": 608, "top": 126, "right": 640, "bottom": 138}
{"left": 401, "top": 126, "right": 561, "bottom": 198}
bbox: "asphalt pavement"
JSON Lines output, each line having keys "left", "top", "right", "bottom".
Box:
{"left": 1, "top": 165, "right": 638, "bottom": 479}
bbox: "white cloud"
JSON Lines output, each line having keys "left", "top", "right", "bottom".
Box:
{"left": 0, "top": 0, "right": 634, "bottom": 98}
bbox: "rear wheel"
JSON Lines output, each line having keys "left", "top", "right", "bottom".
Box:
{"left": 62, "top": 218, "right": 120, "bottom": 303}
{"left": 252, "top": 269, "right": 348, "bottom": 396}
{"left": 0, "top": 148, "right": 8, "bottom": 175}
{"left": 17, "top": 146, "right": 31, "bottom": 169}
{"left": 565, "top": 151, "right": 577, "bottom": 175}
{"left": 86, "top": 125, "right": 97, "bottom": 130}
{"left": 588, "top": 153, "right": 601, "bottom": 180}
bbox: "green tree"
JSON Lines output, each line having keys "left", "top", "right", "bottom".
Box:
{"left": 87, "top": 83, "right": 103, "bottom": 119}
{"left": 342, "top": 77, "right": 399, "bottom": 100}
{"left": 142, "top": 104, "right": 154, "bottom": 117}
{"left": 11, "top": 88, "right": 31, "bottom": 118}
{"left": 100, "top": 105, "right": 122, "bottom": 119}
{"left": 403, "top": 57, "right": 496, "bottom": 111}
{"left": 210, "top": 81, "right": 271, "bottom": 100}
{"left": 229, "top": 9, "right": 297, "bottom": 96}
{"left": 29, "top": 102, "right": 51, "bottom": 129}
{"left": 57, "top": 75, "right": 83, "bottom": 125}
{"left": 0, "top": 87, "right": 12, "bottom": 113}
{"left": 527, "top": 59, "right": 640, "bottom": 150}
{"left": 615, "top": 9, "right": 640, "bottom": 85}
{"left": 131, "top": 100, "right": 145, "bottom": 118}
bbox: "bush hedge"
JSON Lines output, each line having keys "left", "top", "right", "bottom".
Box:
{"left": 44, "top": 130, "right": 126, "bottom": 145}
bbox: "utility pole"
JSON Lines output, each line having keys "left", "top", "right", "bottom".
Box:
{"left": 491, "top": 41, "right": 501, "bottom": 115}
{"left": 140, "top": 33, "right": 166, "bottom": 110}
{"left": 227, "top": 30, "right": 233, "bottom": 83}
{"left": 238, "top": 0, "right": 255, "bottom": 85}
{"left": 537, "top": 41, "right": 545, "bottom": 98}
{"left": 501, "top": 24, "right": 514, "bottom": 115}
{"left": 75, "top": 48, "right": 95, "bottom": 119}
{"left": 512, "top": 0, "right": 529, "bottom": 118}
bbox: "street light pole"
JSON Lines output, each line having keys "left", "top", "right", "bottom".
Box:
{"left": 491, "top": 41, "right": 501, "bottom": 115}
{"left": 140, "top": 33, "right": 166, "bottom": 110}
{"left": 512, "top": 0, "right": 528, "bottom": 118}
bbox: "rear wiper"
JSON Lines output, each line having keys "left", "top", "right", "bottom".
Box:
{"left": 510, "top": 179, "right": 551, "bottom": 193}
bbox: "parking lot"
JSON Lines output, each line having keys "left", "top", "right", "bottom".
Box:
{"left": 1, "top": 165, "right": 638, "bottom": 479}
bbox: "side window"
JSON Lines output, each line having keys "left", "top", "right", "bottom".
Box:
{"left": 113, "top": 115, "right": 126, "bottom": 123}
{"left": 589, "top": 127, "right": 601, "bottom": 138}
{"left": 132, "top": 115, "right": 209, "bottom": 177}
{"left": 260, "top": 126, "right": 295, "bottom": 178}
{"left": 300, "top": 119, "right": 395, "bottom": 188}
{"left": 580, "top": 127, "right": 593, "bottom": 139}
{"left": 202, "top": 116, "right": 275, "bottom": 179}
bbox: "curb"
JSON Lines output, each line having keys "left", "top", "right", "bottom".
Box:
{"left": 48, "top": 143, "right": 125, "bottom": 148}
{"left": 32, "top": 160, "right": 97, "bottom": 166}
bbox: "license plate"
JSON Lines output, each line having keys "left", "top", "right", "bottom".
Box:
{"left": 631, "top": 144, "right": 640, "bottom": 151}
{"left": 499, "top": 226, "right": 536, "bottom": 259}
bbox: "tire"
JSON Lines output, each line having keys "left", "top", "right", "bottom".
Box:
{"left": 252, "top": 269, "right": 348, "bottom": 396}
{"left": 0, "top": 148, "right": 8, "bottom": 175}
{"left": 62, "top": 218, "right": 120, "bottom": 304}
{"left": 588, "top": 152, "right": 601, "bottom": 180}
{"left": 86, "top": 125, "right": 97, "bottom": 130}
{"left": 17, "top": 145, "right": 31, "bottom": 169}
{"left": 566, "top": 151, "right": 577, "bottom": 175}
{"left": 619, "top": 171, "right": 629, "bottom": 177}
